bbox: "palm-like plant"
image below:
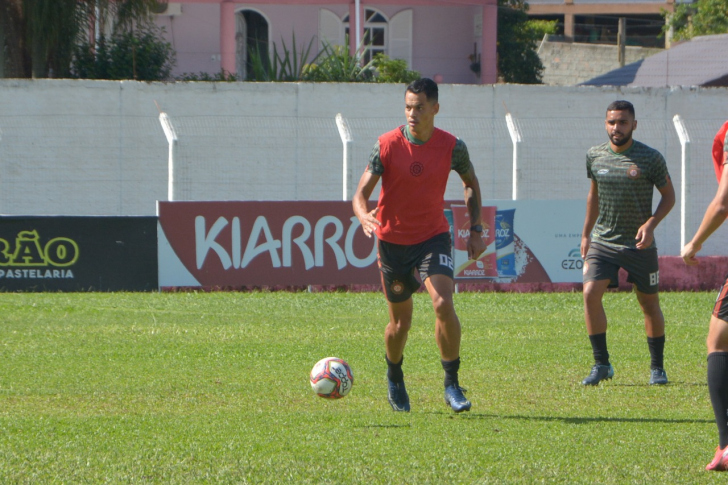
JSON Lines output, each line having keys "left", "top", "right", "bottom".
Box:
{"left": 303, "top": 41, "right": 376, "bottom": 82}
{"left": 247, "top": 32, "right": 323, "bottom": 82}
{"left": 246, "top": 36, "right": 418, "bottom": 84}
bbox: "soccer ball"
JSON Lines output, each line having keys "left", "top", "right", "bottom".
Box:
{"left": 310, "top": 357, "right": 354, "bottom": 399}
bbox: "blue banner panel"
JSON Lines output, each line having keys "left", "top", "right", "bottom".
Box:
{"left": 0, "top": 216, "right": 157, "bottom": 292}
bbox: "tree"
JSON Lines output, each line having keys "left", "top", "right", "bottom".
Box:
{"left": 22, "top": 0, "right": 84, "bottom": 78}
{"left": 0, "top": 0, "right": 167, "bottom": 79}
{"left": 497, "top": 0, "right": 556, "bottom": 84}
{"left": 663, "top": 0, "right": 728, "bottom": 42}
{"left": 0, "top": 0, "right": 25, "bottom": 78}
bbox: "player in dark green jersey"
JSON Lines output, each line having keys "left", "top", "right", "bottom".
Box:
{"left": 580, "top": 100, "right": 676, "bottom": 386}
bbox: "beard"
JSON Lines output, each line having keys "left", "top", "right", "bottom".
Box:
{"left": 609, "top": 131, "right": 632, "bottom": 147}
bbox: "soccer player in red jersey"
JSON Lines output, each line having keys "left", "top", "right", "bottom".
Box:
{"left": 682, "top": 122, "right": 728, "bottom": 471}
{"left": 352, "top": 78, "right": 485, "bottom": 412}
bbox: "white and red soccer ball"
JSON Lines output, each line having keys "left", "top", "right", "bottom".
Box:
{"left": 310, "top": 357, "right": 354, "bottom": 399}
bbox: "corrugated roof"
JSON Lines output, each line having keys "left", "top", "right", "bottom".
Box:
{"left": 581, "top": 34, "right": 728, "bottom": 87}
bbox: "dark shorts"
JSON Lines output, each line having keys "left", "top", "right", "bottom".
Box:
{"left": 713, "top": 274, "right": 728, "bottom": 321}
{"left": 377, "top": 232, "right": 454, "bottom": 303}
{"left": 583, "top": 242, "right": 660, "bottom": 294}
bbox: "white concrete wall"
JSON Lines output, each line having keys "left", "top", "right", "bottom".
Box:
{"left": 1, "top": 79, "right": 727, "bottom": 257}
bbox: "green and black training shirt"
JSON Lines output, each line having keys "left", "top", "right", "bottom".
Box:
{"left": 586, "top": 140, "right": 670, "bottom": 249}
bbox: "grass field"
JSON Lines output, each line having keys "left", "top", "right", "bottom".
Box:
{"left": 0, "top": 290, "right": 724, "bottom": 483}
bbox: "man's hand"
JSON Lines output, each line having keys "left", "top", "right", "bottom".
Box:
{"left": 635, "top": 222, "right": 655, "bottom": 250}
{"left": 358, "top": 207, "right": 381, "bottom": 238}
{"left": 467, "top": 232, "right": 486, "bottom": 260}
{"left": 681, "top": 241, "right": 701, "bottom": 266}
{"left": 580, "top": 235, "right": 591, "bottom": 260}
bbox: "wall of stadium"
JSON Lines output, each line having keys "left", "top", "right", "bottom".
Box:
{"left": 1, "top": 79, "right": 727, "bottom": 257}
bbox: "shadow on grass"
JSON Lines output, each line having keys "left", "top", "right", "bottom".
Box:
{"left": 358, "top": 424, "right": 413, "bottom": 429}
{"left": 424, "top": 412, "right": 713, "bottom": 424}
{"left": 609, "top": 381, "right": 707, "bottom": 388}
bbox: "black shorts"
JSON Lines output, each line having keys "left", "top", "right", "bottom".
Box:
{"left": 713, "top": 274, "right": 728, "bottom": 321}
{"left": 377, "top": 232, "right": 454, "bottom": 303}
{"left": 583, "top": 242, "right": 660, "bottom": 294}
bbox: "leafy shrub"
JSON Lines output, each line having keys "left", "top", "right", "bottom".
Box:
{"left": 301, "top": 42, "right": 419, "bottom": 83}
{"left": 177, "top": 70, "right": 238, "bottom": 82}
{"left": 301, "top": 42, "right": 375, "bottom": 82}
{"left": 173, "top": 34, "right": 420, "bottom": 84}
{"left": 371, "top": 54, "right": 420, "bottom": 83}
{"left": 72, "top": 26, "right": 175, "bottom": 81}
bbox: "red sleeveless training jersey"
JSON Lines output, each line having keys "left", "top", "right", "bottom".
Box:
{"left": 375, "top": 126, "right": 457, "bottom": 245}
{"left": 712, "top": 120, "right": 728, "bottom": 184}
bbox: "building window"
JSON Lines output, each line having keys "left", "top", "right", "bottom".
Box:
{"left": 236, "top": 10, "right": 269, "bottom": 80}
{"left": 344, "top": 9, "right": 388, "bottom": 63}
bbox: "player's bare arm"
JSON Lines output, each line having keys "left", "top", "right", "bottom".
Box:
{"left": 352, "top": 171, "right": 381, "bottom": 238}
{"left": 683, "top": 169, "right": 728, "bottom": 265}
{"left": 635, "top": 176, "right": 675, "bottom": 250}
{"left": 459, "top": 164, "right": 486, "bottom": 260}
{"left": 581, "top": 179, "right": 599, "bottom": 258}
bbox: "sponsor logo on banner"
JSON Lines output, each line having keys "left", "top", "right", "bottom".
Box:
{"left": 0, "top": 216, "right": 157, "bottom": 291}
{"left": 561, "top": 248, "right": 584, "bottom": 270}
{"left": 448, "top": 200, "right": 585, "bottom": 283}
{"left": 158, "top": 201, "right": 380, "bottom": 287}
{"left": 159, "top": 200, "right": 587, "bottom": 288}
{"left": 450, "top": 205, "right": 497, "bottom": 279}
{"left": 0, "top": 230, "right": 77, "bottom": 280}
{"left": 495, "top": 209, "right": 516, "bottom": 277}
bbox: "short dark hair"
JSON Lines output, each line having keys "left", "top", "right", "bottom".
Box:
{"left": 606, "top": 100, "right": 635, "bottom": 117}
{"left": 406, "top": 78, "right": 438, "bottom": 102}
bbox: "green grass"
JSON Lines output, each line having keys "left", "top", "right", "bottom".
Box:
{"left": 0, "top": 290, "right": 722, "bottom": 483}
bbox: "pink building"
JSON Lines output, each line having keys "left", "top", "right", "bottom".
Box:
{"left": 154, "top": 0, "right": 498, "bottom": 84}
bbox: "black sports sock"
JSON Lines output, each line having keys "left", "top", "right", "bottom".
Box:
{"left": 708, "top": 352, "right": 728, "bottom": 449}
{"left": 442, "top": 357, "right": 460, "bottom": 388}
{"left": 386, "top": 354, "right": 404, "bottom": 383}
{"left": 589, "top": 332, "right": 610, "bottom": 366}
{"left": 647, "top": 335, "right": 666, "bottom": 370}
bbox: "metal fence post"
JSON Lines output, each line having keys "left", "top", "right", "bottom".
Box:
{"left": 672, "top": 114, "right": 690, "bottom": 249}
{"left": 505, "top": 112, "right": 522, "bottom": 200}
{"left": 335, "top": 113, "right": 354, "bottom": 201}
{"left": 159, "top": 112, "right": 179, "bottom": 201}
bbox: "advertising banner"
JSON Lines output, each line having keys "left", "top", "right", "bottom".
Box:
{"left": 451, "top": 205, "right": 497, "bottom": 279}
{"left": 157, "top": 201, "right": 380, "bottom": 288}
{"left": 158, "top": 200, "right": 586, "bottom": 289}
{"left": 0, "top": 216, "right": 157, "bottom": 291}
{"left": 477, "top": 199, "right": 586, "bottom": 283}
{"left": 495, "top": 208, "right": 517, "bottom": 277}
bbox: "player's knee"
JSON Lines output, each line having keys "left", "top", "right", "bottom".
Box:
{"left": 707, "top": 317, "right": 728, "bottom": 352}
{"left": 431, "top": 295, "right": 455, "bottom": 318}
{"left": 637, "top": 295, "right": 661, "bottom": 317}
{"left": 583, "top": 285, "right": 603, "bottom": 306}
{"left": 390, "top": 318, "right": 412, "bottom": 333}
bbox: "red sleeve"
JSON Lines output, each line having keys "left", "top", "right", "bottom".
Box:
{"left": 712, "top": 121, "right": 728, "bottom": 184}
